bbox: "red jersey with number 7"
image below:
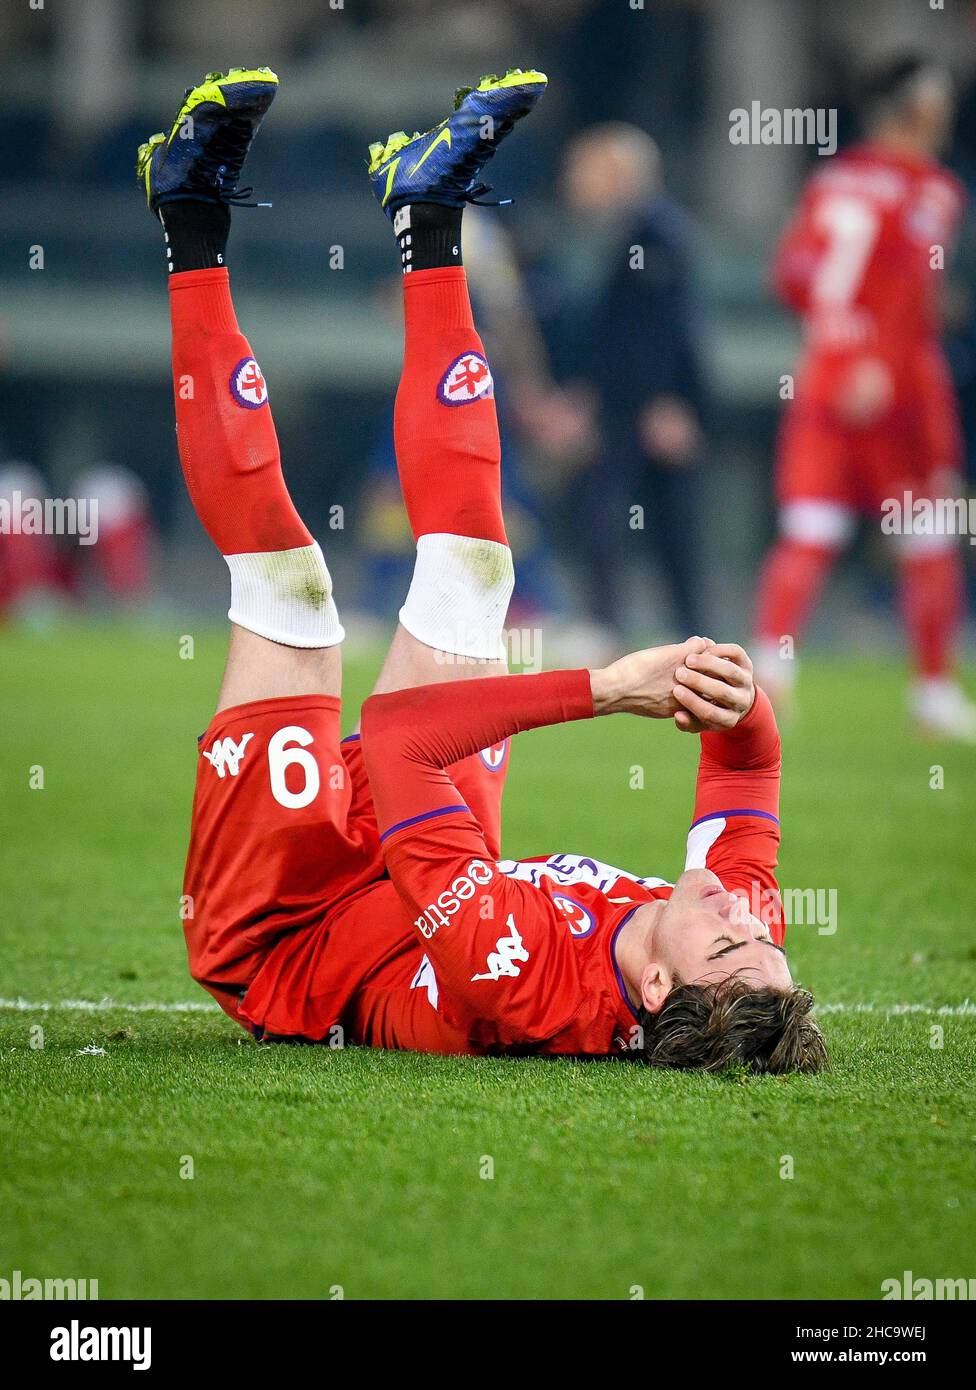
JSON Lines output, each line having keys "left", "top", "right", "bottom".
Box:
{"left": 772, "top": 142, "right": 963, "bottom": 463}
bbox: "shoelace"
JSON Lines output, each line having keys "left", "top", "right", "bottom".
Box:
{"left": 187, "top": 115, "right": 271, "bottom": 208}
{"left": 449, "top": 114, "right": 519, "bottom": 207}
{"left": 462, "top": 183, "right": 513, "bottom": 207}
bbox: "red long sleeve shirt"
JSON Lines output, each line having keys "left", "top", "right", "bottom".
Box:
{"left": 772, "top": 142, "right": 963, "bottom": 463}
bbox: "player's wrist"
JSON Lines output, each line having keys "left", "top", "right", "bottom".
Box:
{"left": 589, "top": 665, "right": 624, "bottom": 715}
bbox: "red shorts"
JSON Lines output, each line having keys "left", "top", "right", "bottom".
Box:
{"left": 776, "top": 402, "right": 952, "bottom": 514}
{"left": 182, "top": 693, "right": 509, "bottom": 1037}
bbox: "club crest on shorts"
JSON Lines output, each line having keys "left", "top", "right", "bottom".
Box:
{"left": 229, "top": 356, "right": 269, "bottom": 409}
{"left": 478, "top": 739, "right": 509, "bottom": 772}
{"left": 437, "top": 352, "right": 494, "bottom": 406}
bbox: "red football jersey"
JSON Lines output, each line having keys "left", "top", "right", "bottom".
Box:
{"left": 773, "top": 141, "right": 963, "bottom": 461}
{"left": 234, "top": 675, "right": 784, "bottom": 1057}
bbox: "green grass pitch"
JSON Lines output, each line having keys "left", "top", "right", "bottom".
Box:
{"left": 1, "top": 625, "right": 974, "bottom": 1300}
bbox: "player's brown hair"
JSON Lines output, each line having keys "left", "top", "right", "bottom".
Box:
{"left": 638, "top": 976, "right": 828, "bottom": 1075}
{"left": 858, "top": 53, "right": 947, "bottom": 123}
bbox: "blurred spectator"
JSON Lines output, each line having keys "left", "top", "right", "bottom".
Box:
{"left": 0, "top": 460, "right": 155, "bottom": 626}
{"left": 74, "top": 464, "right": 154, "bottom": 603}
{"left": 0, "top": 462, "right": 67, "bottom": 627}
{"left": 528, "top": 123, "right": 708, "bottom": 643}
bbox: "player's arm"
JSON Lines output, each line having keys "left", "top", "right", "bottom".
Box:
{"left": 360, "top": 668, "right": 595, "bottom": 1046}
{"left": 361, "top": 639, "right": 725, "bottom": 843}
{"left": 360, "top": 639, "right": 741, "bottom": 1044}
{"left": 670, "top": 644, "right": 786, "bottom": 943}
{"left": 770, "top": 182, "right": 820, "bottom": 315}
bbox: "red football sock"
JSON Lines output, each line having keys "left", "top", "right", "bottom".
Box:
{"left": 754, "top": 538, "right": 839, "bottom": 643}
{"left": 168, "top": 267, "right": 311, "bottom": 556}
{"left": 394, "top": 267, "right": 506, "bottom": 545}
{"left": 900, "top": 548, "right": 962, "bottom": 680}
{"left": 167, "top": 267, "right": 342, "bottom": 648}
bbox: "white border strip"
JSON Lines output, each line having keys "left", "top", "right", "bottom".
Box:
{"left": 0, "top": 997, "right": 975, "bottom": 1018}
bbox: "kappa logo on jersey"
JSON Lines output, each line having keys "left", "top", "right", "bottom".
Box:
{"left": 229, "top": 356, "right": 269, "bottom": 409}
{"left": 471, "top": 913, "right": 529, "bottom": 982}
{"left": 202, "top": 732, "right": 254, "bottom": 779}
{"left": 437, "top": 352, "right": 494, "bottom": 407}
{"left": 478, "top": 739, "right": 509, "bottom": 772}
{"left": 553, "top": 894, "right": 597, "bottom": 938}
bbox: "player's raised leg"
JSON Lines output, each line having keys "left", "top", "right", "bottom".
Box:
{"left": 137, "top": 69, "right": 343, "bottom": 712}
{"left": 365, "top": 70, "right": 547, "bottom": 695}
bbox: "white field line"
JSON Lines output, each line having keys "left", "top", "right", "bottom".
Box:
{"left": 0, "top": 996, "right": 975, "bottom": 1018}
{"left": 816, "top": 1000, "right": 976, "bottom": 1017}
{"left": 0, "top": 997, "right": 216, "bottom": 1014}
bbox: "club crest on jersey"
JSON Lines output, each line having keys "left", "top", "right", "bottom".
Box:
{"left": 553, "top": 895, "right": 597, "bottom": 938}
{"left": 229, "top": 357, "right": 268, "bottom": 410}
{"left": 478, "top": 739, "right": 509, "bottom": 772}
{"left": 437, "top": 352, "right": 494, "bottom": 407}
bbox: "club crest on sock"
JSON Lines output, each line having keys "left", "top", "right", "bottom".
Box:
{"left": 437, "top": 352, "right": 494, "bottom": 406}
{"left": 230, "top": 356, "right": 269, "bottom": 409}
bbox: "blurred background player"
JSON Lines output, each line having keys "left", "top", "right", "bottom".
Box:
{"left": 753, "top": 55, "right": 975, "bottom": 739}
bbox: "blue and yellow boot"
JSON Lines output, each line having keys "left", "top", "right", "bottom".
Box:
{"left": 367, "top": 68, "right": 547, "bottom": 218}
{"left": 136, "top": 67, "right": 278, "bottom": 214}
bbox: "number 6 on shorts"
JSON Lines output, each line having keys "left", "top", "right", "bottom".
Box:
{"left": 268, "top": 725, "right": 320, "bottom": 810}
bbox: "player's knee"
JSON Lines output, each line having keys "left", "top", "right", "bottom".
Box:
{"left": 779, "top": 500, "right": 856, "bottom": 548}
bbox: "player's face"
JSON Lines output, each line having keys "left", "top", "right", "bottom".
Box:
{"left": 564, "top": 139, "right": 617, "bottom": 212}
{"left": 912, "top": 75, "right": 954, "bottom": 154}
{"left": 653, "top": 869, "right": 793, "bottom": 993}
{"left": 563, "top": 137, "right": 641, "bottom": 214}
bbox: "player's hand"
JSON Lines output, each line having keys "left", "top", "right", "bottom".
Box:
{"left": 638, "top": 395, "right": 702, "bottom": 467}
{"left": 515, "top": 384, "right": 597, "bottom": 469}
{"left": 590, "top": 637, "right": 713, "bottom": 718}
{"left": 671, "top": 643, "right": 756, "bottom": 733}
{"left": 833, "top": 356, "right": 894, "bottom": 428}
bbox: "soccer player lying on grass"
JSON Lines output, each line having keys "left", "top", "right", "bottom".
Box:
{"left": 138, "top": 67, "right": 827, "bottom": 1073}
